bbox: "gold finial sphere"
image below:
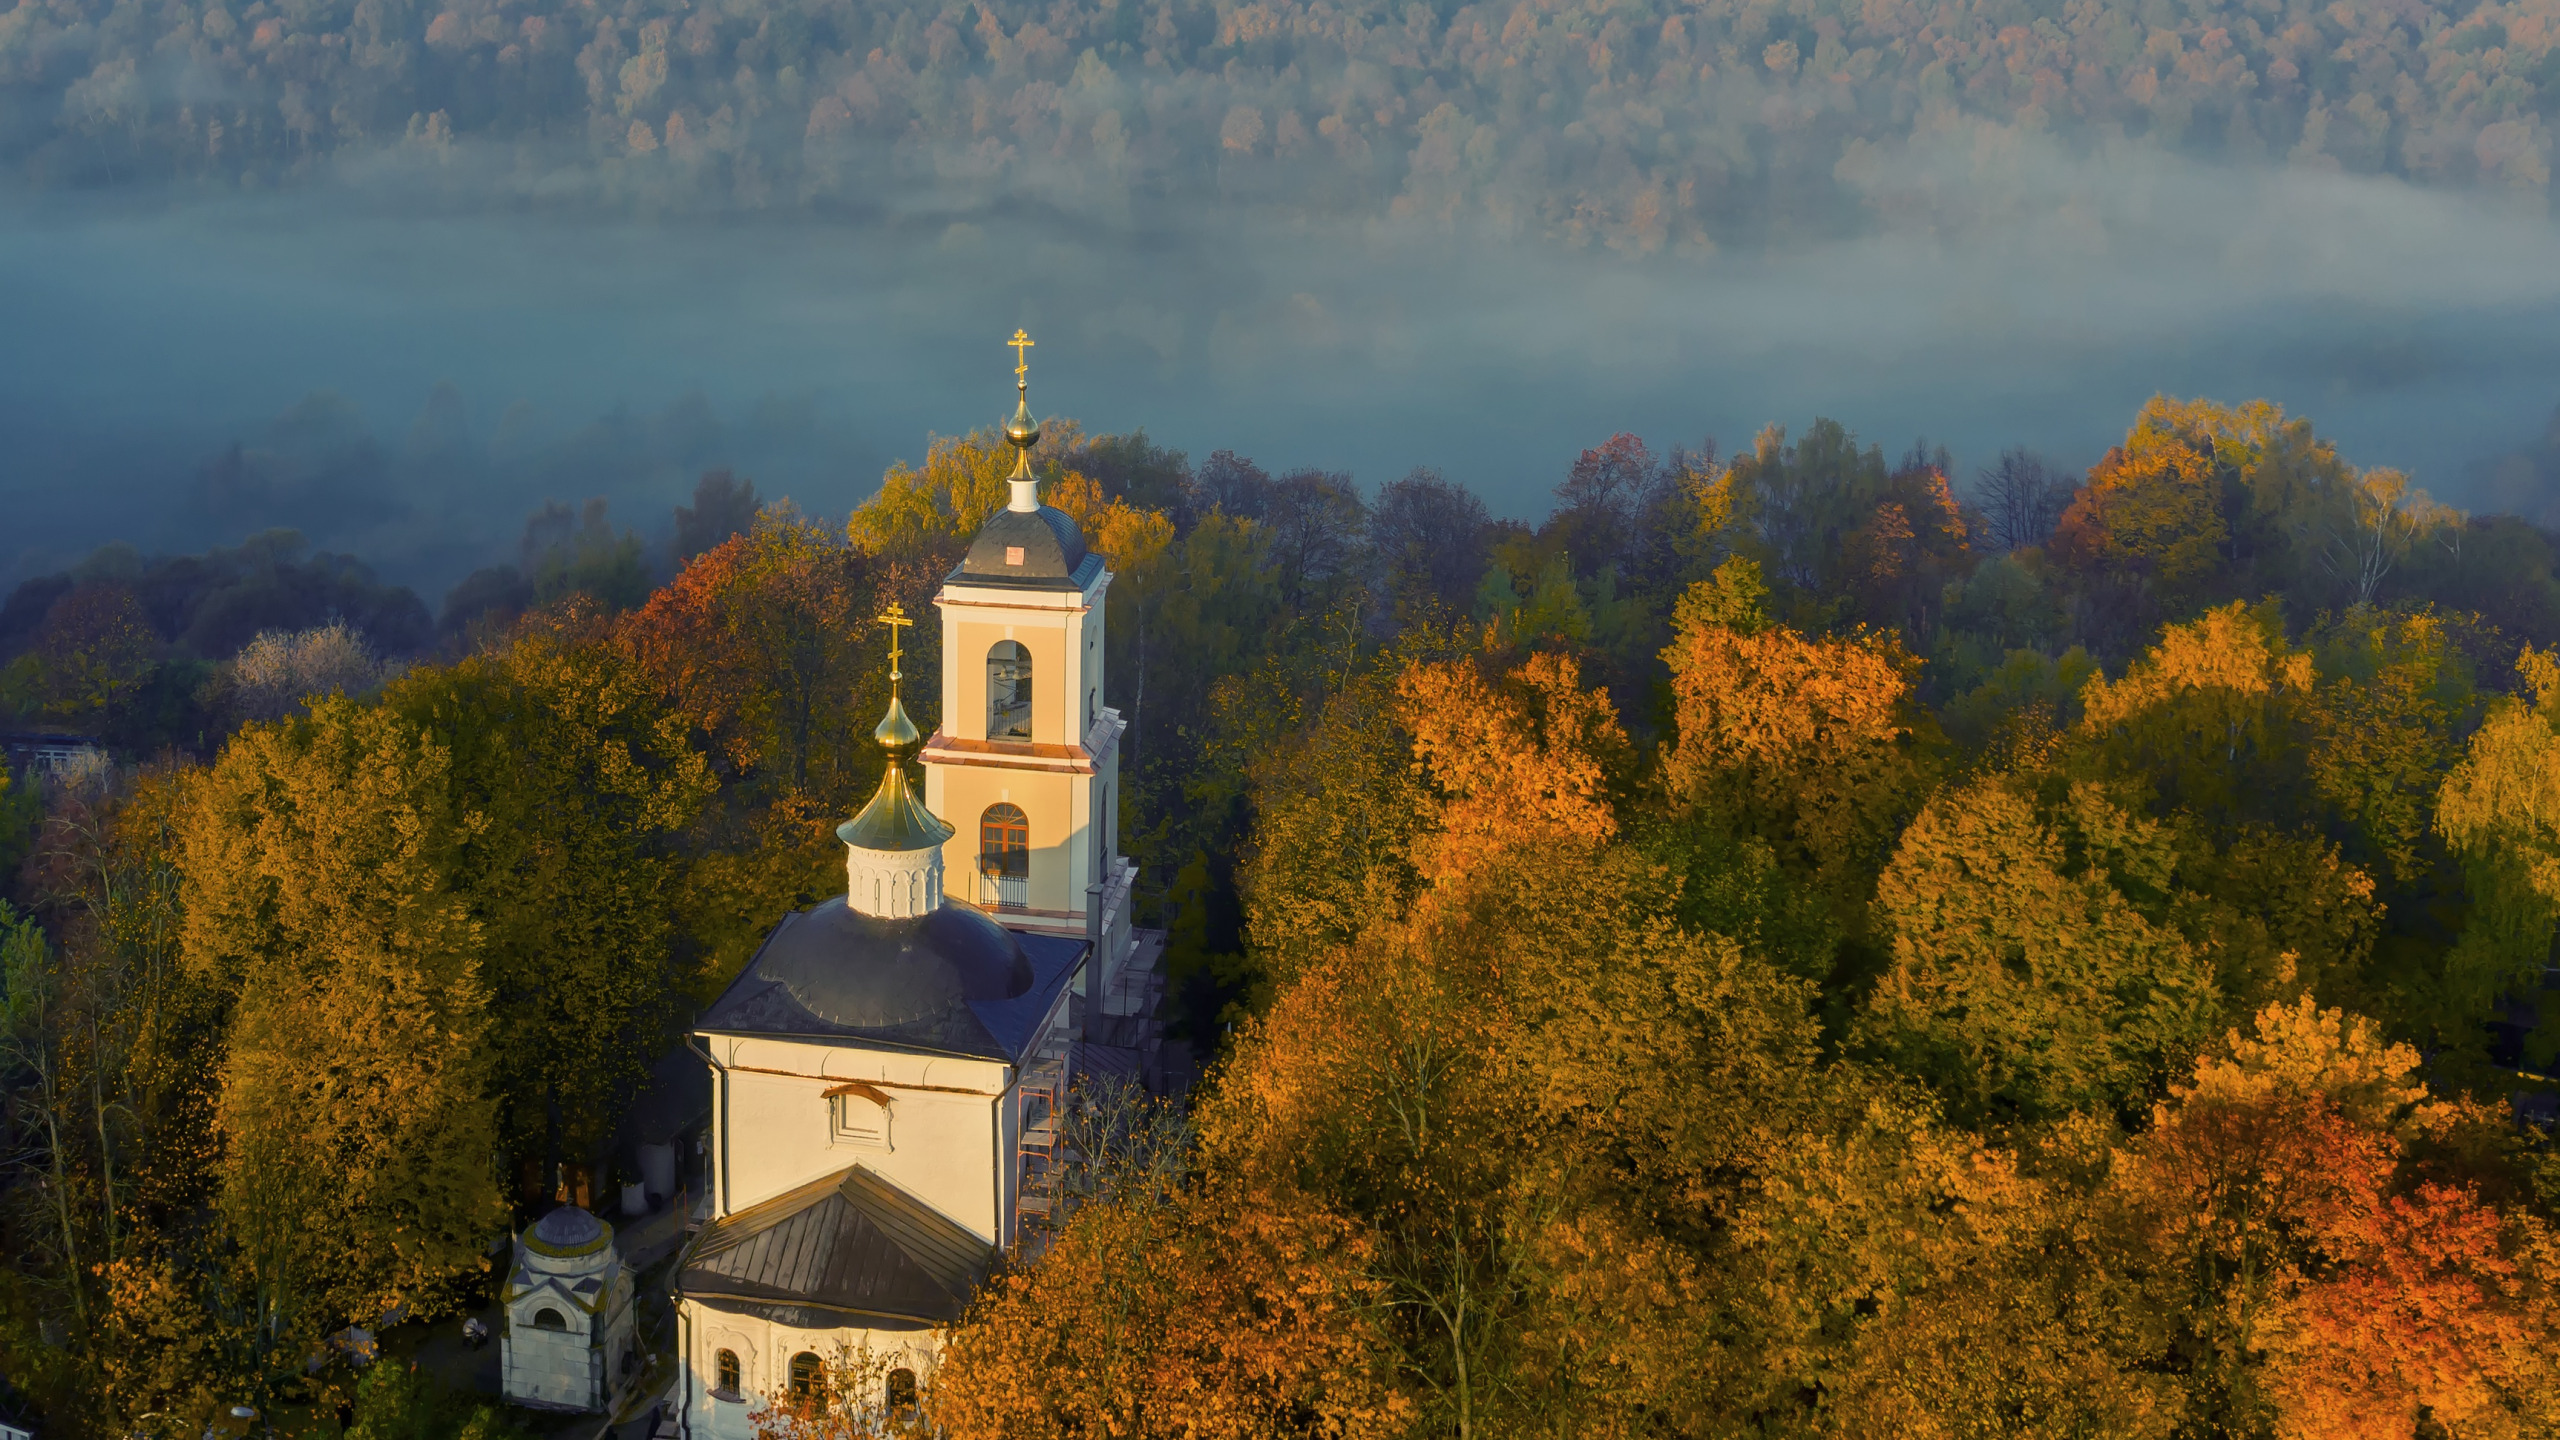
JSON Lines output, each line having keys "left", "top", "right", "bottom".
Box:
{"left": 1004, "top": 329, "right": 1040, "bottom": 449}
{"left": 872, "top": 600, "right": 921, "bottom": 755}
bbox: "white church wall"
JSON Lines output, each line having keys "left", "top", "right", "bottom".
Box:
{"left": 705, "top": 1035, "right": 1011, "bottom": 1240}
{"left": 502, "top": 1278, "right": 634, "bottom": 1411}
{"left": 683, "top": 1306, "right": 942, "bottom": 1440}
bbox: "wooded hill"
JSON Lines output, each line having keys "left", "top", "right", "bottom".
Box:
{"left": 0, "top": 0, "right": 2551, "bottom": 243}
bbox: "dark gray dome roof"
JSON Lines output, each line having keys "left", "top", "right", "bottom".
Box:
{"left": 763, "top": 904, "right": 1032, "bottom": 1026}
{"left": 951, "top": 506, "right": 1100, "bottom": 591}
{"left": 697, "top": 900, "right": 1056, "bottom": 1057}
{"left": 532, "top": 1205, "right": 604, "bottom": 1248}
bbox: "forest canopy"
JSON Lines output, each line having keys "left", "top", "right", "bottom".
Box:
{"left": 17, "top": 393, "right": 2560, "bottom": 1435}
{"left": 0, "top": 0, "right": 2551, "bottom": 248}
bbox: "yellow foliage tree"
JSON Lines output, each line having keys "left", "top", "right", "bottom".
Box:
{"left": 181, "top": 698, "right": 507, "bottom": 1355}
{"left": 846, "top": 421, "right": 1089, "bottom": 567}
{"left": 1658, "top": 596, "right": 1922, "bottom": 909}
{"left": 930, "top": 1180, "right": 1403, "bottom": 1440}
{"left": 1864, "top": 776, "right": 2223, "bottom": 1123}
{"left": 2304, "top": 609, "right": 2467, "bottom": 884}
{"left": 1396, "top": 650, "right": 1625, "bottom": 885}
{"left": 1239, "top": 664, "right": 1432, "bottom": 990}
{"left": 2077, "top": 601, "right": 2315, "bottom": 827}
{"left": 2433, "top": 644, "right": 2560, "bottom": 1064}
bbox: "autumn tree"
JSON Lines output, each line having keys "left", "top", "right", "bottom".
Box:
{"left": 847, "top": 421, "right": 1088, "bottom": 570}
{"left": 1659, "top": 562, "right": 1926, "bottom": 913}
{"left": 620, "top": 519, "right": 907, "bottom": 988}
{"left": 1862, "top": 776, "right": 2223, "bottom": 1124}
{"left": 2117, "top": 999, "right": 2560, "bottom": 1438}
{"left": 2074, "top": 600, "right": 2315, "bottom": 831}
{"left": 181, "top": 698, "right": 508, "bottom": 1370}
{"left": 931, "top": 1166, "right": 1400, "bottom": 1440}
{"left": 1395, "top": 648, "right": 1626, "bottom": 884}
{"left": 2302, "top": 608, "right": 2471, "bottom": 886}
{"left": 2051, "top": 396, "right": 2390, "bottom": 649}
{"left": 1236, "top": 644, "right": 1435, "bottom": 991}
{"left": 2432, "top": 644, "right": 2560, "bottom": 1068}
{"left": 385, "top": 625, "right": 714, "bottom": 1163}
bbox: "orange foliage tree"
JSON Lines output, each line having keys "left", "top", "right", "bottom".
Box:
{"left": 929, "top": 1181, "right": 1402, "bottom": 1440}
{"left": 1394, "top": 649, "right": 1626, "bottom": 885}
{"left": 2119, "top": 999, "right": 2560, "bottom": 1439}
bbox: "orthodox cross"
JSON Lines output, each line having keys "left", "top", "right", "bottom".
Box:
{"left": 1009, "top": 328, "right": 1035, "bottom": 388}
{"left": 879, "top": 602, "right": 913, "bottom": 692}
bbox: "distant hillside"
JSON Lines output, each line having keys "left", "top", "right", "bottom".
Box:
{"left": 0, "top": 0, "right": 2550, "bottom": 245}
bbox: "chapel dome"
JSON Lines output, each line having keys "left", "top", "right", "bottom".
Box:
{"left": 522, "top": 1205, "right": 616, "bottom": 1275}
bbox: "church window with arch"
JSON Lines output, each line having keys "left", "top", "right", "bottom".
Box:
{"left": 714, "top": 1348, "right": 740, "bottom": 1394}
{"left": 987, "top": 641, "right": 1032, "bottom": 739}
{"left": 980, "top": 803, "right": 1029, "bottom": 907}
{"left": 887, "top": 1367, "right": 919, "bottom": 1413}
{"left": 788, "top": 1352, "right": 825, "bottom": 1411}
{"left": 533, "top": 1307, "right": 567, "bottom": 1331}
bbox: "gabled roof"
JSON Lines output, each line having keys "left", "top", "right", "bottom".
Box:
{"left": 678, "top": 1165, "right": 997, "bottom": 1326}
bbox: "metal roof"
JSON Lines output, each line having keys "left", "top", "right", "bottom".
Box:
{"left": 678, "top": 1164, "right": 997, "bottom": 1326}
{"left": 697, "top": 901, "right": 1084, "bottom": 1063}
{"left": 949, "top": 506, "right": 1101, "bottom": 592}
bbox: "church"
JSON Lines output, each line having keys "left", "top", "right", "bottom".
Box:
{"left": 669, "top": 338, "right": 1165, "bottom": 1435}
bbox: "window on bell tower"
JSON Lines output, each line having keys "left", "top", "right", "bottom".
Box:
{"left": 980, "top": 803, "right": 1029, "bottom": 908}
{"left": 988, "top": 642, "right": 1032, "bottom": 740}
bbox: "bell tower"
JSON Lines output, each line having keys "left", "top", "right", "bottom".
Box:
{"left": 920, "top": 332, "right": 1134, "bottom": 979}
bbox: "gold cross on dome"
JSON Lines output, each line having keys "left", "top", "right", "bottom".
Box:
{"left": 1009, "top": 328, "right": 1035, "bottom": 385}
{"left": 879, "top": 602, "right": 914, "bottom": 687}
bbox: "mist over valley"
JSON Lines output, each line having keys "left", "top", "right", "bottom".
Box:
{"left": 8, "top": 133, "right": 2560, "bottom": 602}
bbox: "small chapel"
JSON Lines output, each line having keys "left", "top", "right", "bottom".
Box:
{"left": 670, "top": 336, "right": 1166, "bottom": 1437}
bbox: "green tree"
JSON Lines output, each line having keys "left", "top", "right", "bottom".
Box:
{"left": 2432, "top": 645, "right": 2560, "bottom": 1068}
{"left": 386, "top": 626, "right": 714, "bottom": 1164}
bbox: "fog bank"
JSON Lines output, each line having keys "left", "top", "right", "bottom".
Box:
{"left": 5, "top": 132, "right": 2560, "bottom": 598}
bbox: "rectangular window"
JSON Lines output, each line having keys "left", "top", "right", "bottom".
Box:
{"left": 824, "top": 1082, "right": 892, "bottom": 1150}
{"left": 1005, "top": 546, "right": 1025, "bottom": 566}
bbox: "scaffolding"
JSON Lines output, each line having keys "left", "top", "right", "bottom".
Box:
{"left": 1014, "top": 1064, "right": 1067, "bottom": 1249}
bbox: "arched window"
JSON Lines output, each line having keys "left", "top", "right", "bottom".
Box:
{"left": 788, "top": 1351, "right": 825, "bottom": 1410}
{"left": 533, "top": 1307, "right": 567, "bottom": 1331}
{"left": 887, "top": 1367, "right": 919, "bottom": 1412}
{"left": 987, "top": 642, "right": 1032, "bottom": 739}
{"left": 714, "top": 1348, "right": 741, "bottom": 1394}
{"left": 980, "top": 802, "right": 1029, "bottom": 897}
